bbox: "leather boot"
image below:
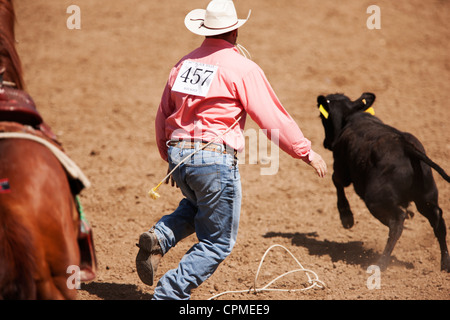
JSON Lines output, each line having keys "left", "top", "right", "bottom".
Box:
{"left": 136, "top": 230, "right": 163, "bottom": 286}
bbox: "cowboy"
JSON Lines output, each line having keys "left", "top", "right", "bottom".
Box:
{"left": 136, "top": 0, "right": 327, "bottom": 300}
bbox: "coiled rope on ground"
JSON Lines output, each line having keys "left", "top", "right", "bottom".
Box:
{"left": 208, "top": 244, "right": 326, "bottom": 300}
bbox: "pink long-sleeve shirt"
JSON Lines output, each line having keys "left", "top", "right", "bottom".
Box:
{"left": 155, "top": 38, "right": 316, "bottom": 163}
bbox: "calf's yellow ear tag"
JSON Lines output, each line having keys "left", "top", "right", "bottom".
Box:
{"left": 365, "top": 107, "right": 375, "bottom": 115}
{"left": 362, "top": 98, "right": 375, "bottom": 115}
{"left": 319, "top": 104, "right": 329, "bottom": 119}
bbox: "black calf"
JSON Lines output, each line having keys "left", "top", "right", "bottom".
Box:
{"left": 317, "top": 92, "right": 450, "bottom": 271}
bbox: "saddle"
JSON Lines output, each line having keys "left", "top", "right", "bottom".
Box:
{"left": 0, "top": 85, "right": 58, "bottom": 141}
{"left": 0, "top": 79, "right": 97, "bottom": 281}
{"left": 0, "top": 86, "right": 42, "bottom": 125}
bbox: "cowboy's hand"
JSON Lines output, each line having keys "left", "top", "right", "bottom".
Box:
{"left": 164, "top": 167, "right": 178, "bottom": 188}
{"left": 309, "top": 153, "right": 327, "bottom": 178}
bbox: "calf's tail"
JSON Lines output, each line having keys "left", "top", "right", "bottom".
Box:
{"left": 404, "top": 141, "right": 450, "bottom": 183}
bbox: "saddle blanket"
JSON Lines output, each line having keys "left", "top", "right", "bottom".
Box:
{"left": 0, "top": 131, "right": 91, "bottom": 189}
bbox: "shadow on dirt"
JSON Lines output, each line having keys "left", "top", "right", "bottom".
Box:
{"left": 80, "top": 282, "right": 153, "bottom": 300}
{"left": 263, "top": 231, "right": 414, "bottom": 270}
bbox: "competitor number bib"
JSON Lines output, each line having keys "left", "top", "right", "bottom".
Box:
{"left": 172, "top": 61, "right": 218, "bottom": 97}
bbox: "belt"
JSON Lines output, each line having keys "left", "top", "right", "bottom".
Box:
{"left": 167, "top": 140, "right": 237, "bottom": 156}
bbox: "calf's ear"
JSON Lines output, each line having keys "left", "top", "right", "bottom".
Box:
{"left": 354, "top": 92, "right": 376, "bottom": 110}
{"left": 317, "top": 95, "right": 328, "bottom": 107}
{"left": 317, "top": 95, "right": 330, "bottom": 118}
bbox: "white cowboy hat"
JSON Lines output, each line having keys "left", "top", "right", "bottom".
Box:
{"left": 185, "top": 0, "right": 251, "bottom": 36}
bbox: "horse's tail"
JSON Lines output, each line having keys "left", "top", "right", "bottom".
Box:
{"left": 0, "top": 206, "right": 38, "bottom": 299}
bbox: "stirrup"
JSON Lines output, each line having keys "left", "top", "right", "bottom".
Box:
{"left": 75, "top": 195, "right": 97, "bottom": 281}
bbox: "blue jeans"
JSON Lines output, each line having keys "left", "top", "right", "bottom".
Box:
{"left": 152, "top": 145, "right": 242, "bottom": 300}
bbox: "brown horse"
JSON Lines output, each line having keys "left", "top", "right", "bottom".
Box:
{"left": 0, "top": 0, "right": 93, "bottom": 299}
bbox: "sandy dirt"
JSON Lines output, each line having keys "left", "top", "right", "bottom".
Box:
{"left": 13, "top": 0, "right": 449, "bottom": 300}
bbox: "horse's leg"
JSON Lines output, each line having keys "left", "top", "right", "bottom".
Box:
{"left": 51, "top": 199, "right": 80, "bottom": 300}
{"left": 17, "top": 140, "right": 80, "bottom": 299}
{"left": 35, "top": 270, "right": 77, "bottom": 300}
{"left": 36, "top": 278, "right": 66, "bottom": 300}
{"left": 34, "top": 254, "right": 78, "bottom": 300}
{"left": 38, "top": 180, "right": 80, "bottom": 300}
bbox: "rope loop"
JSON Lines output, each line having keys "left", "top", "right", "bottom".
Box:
{"left": 209, "top": 244, "right": 325, "bottom": 300}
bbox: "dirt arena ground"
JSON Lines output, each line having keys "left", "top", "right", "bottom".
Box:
{"left": 14, "top": 0, "right": 449, "bottom": 300}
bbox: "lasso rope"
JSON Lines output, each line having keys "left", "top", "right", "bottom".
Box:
{"left": 149, "top": 116, "right": 242, "bottom": 199}
{"left": 236, "top": 43, "right": 252, "bottom": 60}
{"left": 208, "top": 244, "right": 326, "bottom": 300}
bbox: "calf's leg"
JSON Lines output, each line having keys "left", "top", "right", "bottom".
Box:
{"left": 333, "top": 174, "right": 354, "bottom": 229}
{"left": 367, "top": 204, "right": 407, "bottom": 270}
{"left": 415, "top": 199, "right": 450, "bottom": 272}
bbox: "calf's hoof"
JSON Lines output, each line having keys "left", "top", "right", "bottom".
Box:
{"left": 441, "top": 255, "right": 450, "bottom": 272}
{"left": 376, "top": 255, "right": 390, "bottom": 271}
{"left": 340, "top": 213, "right": 354, "bottom": 229}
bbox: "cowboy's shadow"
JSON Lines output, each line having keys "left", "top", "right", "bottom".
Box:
{"left": 263, "top": 231, "right": 413, "bottom": 269}
{"left": 80, "top": 282, "right": 153, "bottom": 300}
